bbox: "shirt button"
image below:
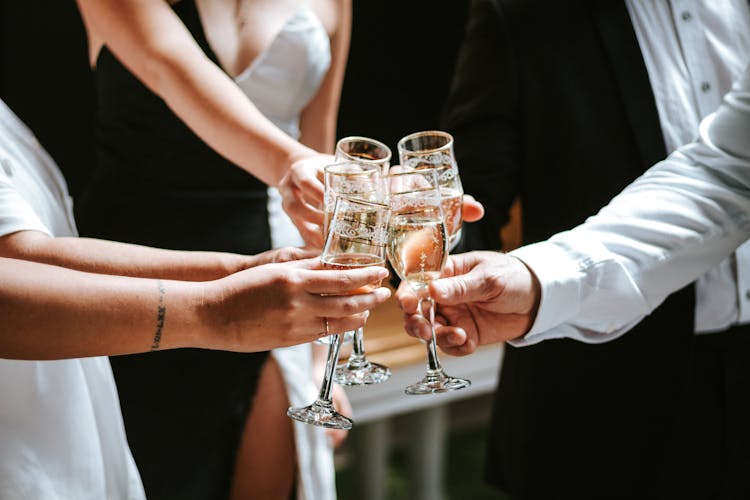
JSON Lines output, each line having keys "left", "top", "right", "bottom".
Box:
{"left": 681, "top": 11, "right": 692, "bottom": 21}
{"left": 701, "top": 81, "right": 711, "bottom": 92}
{"left": 0, "top": 158, "right": 12, "bottom": 176}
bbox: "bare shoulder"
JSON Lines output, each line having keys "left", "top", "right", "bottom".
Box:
{"left": 311, "top": 0, "right": 348, "bottom": 37}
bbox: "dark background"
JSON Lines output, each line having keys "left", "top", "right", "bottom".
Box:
{"left": 0, "top": 0, "right": 469, "bottom": 200}
{"left": 337, "top": 2, "right": 470, "bottom": 156}
{"left": 0, "top": 1, "right": 96, "bottom": 200}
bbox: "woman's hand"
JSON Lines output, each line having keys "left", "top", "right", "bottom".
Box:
{"left": 278, "top": 155, "right": 332, "bottom": 249}
{"left": 200, "top": 258, "right": 390, "bottom": 352}
{"left": 242, "top": 247, "right": 319, "bottom": 269}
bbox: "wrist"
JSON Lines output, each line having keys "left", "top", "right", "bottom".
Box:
{"left": 275, "top": 147, "right": 316, "bottom": 187}
{"left": 223, "top": 252, "right": 254, "bottom": 274}
{"left": 176, "top": 280, "right": 222, "bottom": 350}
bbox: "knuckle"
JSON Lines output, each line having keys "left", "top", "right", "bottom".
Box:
{"left": 333, "top": 274, "right": 357, "bottom": 293}
{"left": 274, "top": 271, "right": 301, "bottom": 292}
{"left": 482, "top": 273, "right": 504, "bottom": 297}
{"left": 281, "top": 197, "right": 297, "bottom": 212}
{"left": 455, "top": 278, "right": 470, "bottom": 299}
{"left": 340, "top": 297, "right": 359, "bottom": 315}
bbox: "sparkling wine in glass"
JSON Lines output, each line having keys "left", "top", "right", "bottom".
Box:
{"left": 386, "top": 169, "right": 471, "bottom": 395}
{"left": 397, "top": 131, "right": 464, "bottom": 250}
{"left": 315, "top": 162, "right": 383, "bottom": 347}
{"left": 333, "top": 137, "right": 394, "bottom": 385}
{"left": 323, "top": 162, "right": 384, "bottom": 235}
{"left": 324, "top": 160, "right": 392, "bottom": 385}
{"left": 287, "top": 197, "right": 390, "bottom": 429}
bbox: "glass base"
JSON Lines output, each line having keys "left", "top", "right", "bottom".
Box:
{"left": 287, "top": 399, "right": 353, "bottom": 430}
{"left": 404, "top": 369, "right": 471, "bottom": 395}
{"left": 334, "top": 360, "right": 391, "bottom": 385}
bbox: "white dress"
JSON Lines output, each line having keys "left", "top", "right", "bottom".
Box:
{"left": 234, "top": 7, "right": 337, "bottom": 500}
{"left": 0, "top": 99, "right": 145, "bottom": 499}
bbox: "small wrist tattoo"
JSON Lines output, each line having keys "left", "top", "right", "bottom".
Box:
{"left": 151, "top": 280, "right": 167, "bottom": 351}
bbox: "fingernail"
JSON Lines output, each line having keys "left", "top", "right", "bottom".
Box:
{"left": 376, "top": 288, "right": 391, "bottom": 300}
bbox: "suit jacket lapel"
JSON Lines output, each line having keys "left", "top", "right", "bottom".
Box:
{"left": 590, "top": 0, "right": 667, "bottom": 170}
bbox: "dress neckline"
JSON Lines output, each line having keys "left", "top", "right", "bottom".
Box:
{"left": 233, "top": 6, "right": 325, "bottom": 83}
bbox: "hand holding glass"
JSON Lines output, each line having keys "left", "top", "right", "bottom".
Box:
{"left": 333, "top": 138, "right": 393, "bottom": 384}
{"left": 386, "top": 169, "right": 471, "bottom": 394}
{"left": 287, "top": 196, "right": 391, "bottom": 429}
{"left": 324, "top": 159, "right": 392, "bottom": 385}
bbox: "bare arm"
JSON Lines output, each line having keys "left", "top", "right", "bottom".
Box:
{"left": 76, "top": 0, "right": 311, "bottom": 187}
{"left": 0, "top": 257, "right": 204, "bottom": 359}
{"left": 0, "top": 257, "right": 390, "bottom": 360}
{"left": 76, "top": 0, "right": 333, "bottom": 246}
{"left": 0, "top": 230, "right": 315, "bottom": 281}
{"left": 298, "top": 0, "right": 352, "bottom": 153}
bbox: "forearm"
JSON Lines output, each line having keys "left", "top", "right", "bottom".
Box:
{"left": 77, "top": 0, "right": 313, "bottom": 186}
{"left": 151, "top": 48, "right": 311, "bottom": 184}
{"left": 0, "top": 231, "right": 246, "bottom": 281}
{"left": 0, "top": 257, "right": 207, "bottom": 359}
{"left": 298, "top": 0, "right": 351, "bottom": 153}
{"left": 512, "top": 64, "right": 750, "bottom": 344}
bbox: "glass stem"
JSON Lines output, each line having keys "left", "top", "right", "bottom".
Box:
{"left": 318, "top": 333, "right": 343, "bottom": 402}
{"left": 346, "top": 328, "right": 368, "bottom": 369}
{"left": 419, "top": 296, "right": 443, "bottom": 373}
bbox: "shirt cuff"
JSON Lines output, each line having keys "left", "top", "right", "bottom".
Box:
{"left": 508, "top": 241, "right": 584, "bottom": 345}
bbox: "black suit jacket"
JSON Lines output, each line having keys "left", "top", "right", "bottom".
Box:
{"left": 444, "top": 1, "right": 703, "bottom": 498}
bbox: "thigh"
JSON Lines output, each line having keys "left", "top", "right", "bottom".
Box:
{"left": 230, "top": 356, "right": 296, "bottom": 500}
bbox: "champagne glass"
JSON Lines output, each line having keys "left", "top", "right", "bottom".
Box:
{"left": 287, "top": 196, "right": 391, "bottom": 429}
{"left": 397, "top": 131, "right": 464, "bottom": 250}
{"left": 335, "top": 136, "right": 392, "bottom": 171}
{"left": 324, "top": 162, "right": 384, "bottom": 232}
{"left": 386, "top": 169, "right": 471, "bottom": 395}
{"left": 314, "top": 162, "right": 383, "bottom": 348}
{"left": 334, "top": 138, "right": 393, "bottom": 385}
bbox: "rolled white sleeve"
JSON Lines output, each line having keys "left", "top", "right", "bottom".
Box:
{"left": 509, "top": 63, "right": 750, "bottom": 346}
{"left": 0, "top": 179, "right": 51, "bottom": 238}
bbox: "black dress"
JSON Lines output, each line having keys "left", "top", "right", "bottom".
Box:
{"left": 76, "top": 2, "right": 271, "bottom": 498}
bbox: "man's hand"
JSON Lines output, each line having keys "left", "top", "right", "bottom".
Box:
{"left": 396, "top": 251, "right": 540, "bottom": 356}
{"left": 461, "top": 194, "right": 485, "bottom": 223}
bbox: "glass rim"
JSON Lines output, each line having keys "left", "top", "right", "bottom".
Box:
{"left": 396, "top": 130, "right": 454, "bottom": 155}
{"left": 336, "top": 136, "right": 393, "bottom": 164}
{"left": 324, "top": 161, "right": 382, "bottom": 177}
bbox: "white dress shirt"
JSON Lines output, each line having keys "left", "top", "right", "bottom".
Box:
{"left": 626, "top": 0, "right": 750, "bottom": 333}
{"left": 511, "top": 62, "right": 750, "bottom": 346}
